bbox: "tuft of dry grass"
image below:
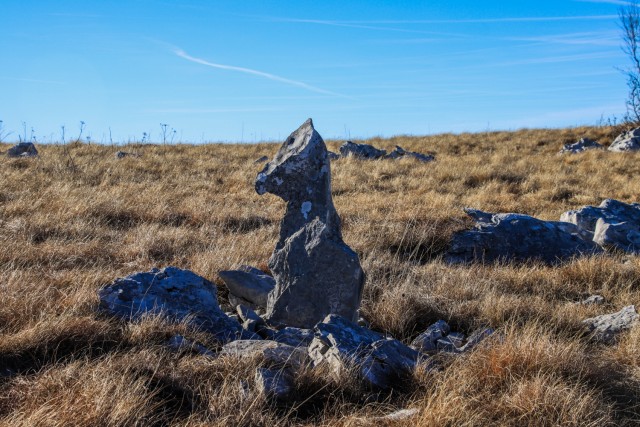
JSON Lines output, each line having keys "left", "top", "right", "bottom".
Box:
{"left": 0, "top": 126, "right": 639, "bottom": 425}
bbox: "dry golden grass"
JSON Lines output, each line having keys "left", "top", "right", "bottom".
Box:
{"left": 0, "top": 125, "right": 639, "bottom": 426}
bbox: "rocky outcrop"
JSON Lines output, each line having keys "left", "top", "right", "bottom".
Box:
{"left": 559, "top": 137, "right": 603, "bottom": 154}
{"left": 339, "top": 140, "right": 387, "bottom": 159}
{"left": 308, "top": 314, "right": 419, "bottom": 390}
{"left": 385, "top": 145, "right": 435, "bottom": 162}
{"left": 410, "top": 320, "right": 494, "bottom": 354}
{"left": 608, "top": 127, "right": 640, "bottom": 152}
{"left": 446, "top": 208, "right": 602, "bottom": 264}
{"left": 583, "top": 305, "right": 638, "bottom": 343}
{"left": 98, "top": 267, "right": 246, "bottom": 342}
{"left": 255, "top": 119, "right": 364, "bottom": 328}
{"left": 561, "top": 199, "right": 640, "bottom": 253}
{"left": 219, "top": 266, "right": 275, "bottom": 310}
{"left": 7, "top": 142, "right": 38, "bottom": 158}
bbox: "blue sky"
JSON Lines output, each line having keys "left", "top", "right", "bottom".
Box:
{"left": 0, "top": 0, "right": 633, "bottom": 143}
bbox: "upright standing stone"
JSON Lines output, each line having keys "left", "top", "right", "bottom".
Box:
{"left": 255, "top": 119, "right": 365, "bottom": 328}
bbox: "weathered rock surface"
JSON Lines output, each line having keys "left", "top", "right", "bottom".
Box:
{"left": 219, "top": 266, "right": 275, "bottom": 310}
{"left": 608, "top": 127, "right": 640, "bottom": 152}
{"left": 254, "top": 155, "right": 269, "bottom": 164}
{"left": 98, "top": 267, "right": 245, "bottom": 342}
{"left": 272, "top": 327, "right": 315, "bottom": 347}
{"left": 385, "top": 145, "right": 435, "bottom": 162}
{"left": 221, "top": 340, "right": 309, "bottom": 370}
{"left": 254, "top": 367, "right": 294, "bottom": 401}
{"left": 255, "top": 119, "right": 365, "bottom": 328}
{"left": 115, "top": 151, "right": 141, "bottom": 159}
{"left": 583, "top": 305, "right": 639, "bottom": 343}
{"left": 561, "top": 199, "right": 640, "bottom": 253}
{"left": 410, "top": 320, "right": 450, "bottom": 352}
{"left": 309, "top": 314, "right": 419, "bottom": 390}
{"left": 559, "top": 137, "right": 603, "bottom": 154}
{"left": 339, "top": 140, "right": 387, "bottom": 159}
{"left": 580, "top": 295, "right": 605, "bottom": 305}
{"left": 446, "top": 208, "right": 602, "bottom": 264}
{"left": 7, "top": 142, "right": 38, "bottom": 158}
{"left": 327, "top": 151, "right": 340, "bottom": 160}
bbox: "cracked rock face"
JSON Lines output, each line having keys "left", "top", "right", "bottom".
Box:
{"left": 339, "top": 141, "right": 387, "bottom": 159}
{"left": 446, "top": 208, "right": 602, "bottom": 264}
{"left": 561, "top": 199, "right": 640, "bottom": 254}
{"left": 608, "top": 127, "right": 640, "bottom": 152}
{"left": 98, "top": 266, "right": 246, "bottom": 343}
{"left": 583, "top": 305, "right": 638, "bottom": 343}
{"left": 7, "top": 142, "right": 38, "bottom": 158}
{"left": 255, "top": 119, "right": 365, "bottom": 328}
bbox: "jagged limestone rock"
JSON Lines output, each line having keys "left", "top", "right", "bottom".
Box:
{"left": 255, "top": 119, "right": 364, "bottom": 328}
{"left": 608, "top": 127, "right": 640, "bottom": 152}
{"left": 219, "top": 266, "right": 275, "bottom": 310}
{"left": 98, "top": 266, "right": 246, "bottom": 343}
{"left": 446, "top": 208, "right": 602, "bottom": 264}
{"left": 583, "top": 305, "right": 639, "bottom": 343}
{"left": 559, "top": 137, "right": 603, "bottom": 154}
{"left": 339, "top": 140, "right": 387, "bottom": 159}
{"left": 385, "top": 145, "right": 435, "bottom": 162}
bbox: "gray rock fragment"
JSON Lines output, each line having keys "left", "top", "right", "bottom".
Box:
{"left": 7, "top": 142, "right": 38, "bottom": 158}
{"left": 459, "top": 327, "right": 494, "bottom": 352}
{"left": 255, "top": 119, "right": 365, "bottom": 328}
{"left": 309, "top": 314, "right": 419, "bottom": 390}
{"left": 561, "top": 199, "right": 640, "bottom": 253}
{"left": 219, "top": 266, "right": 275, "bottom": 310}
{"left": 221, "top": 340, "right": 309, "bottom": 370}
{"left": 327, "top": 151, "right": 340, "bottom": 160}
{"left": 254, "top": 155, "right": 269, "bottom": 164}
{"left": 446, "top": 208, "right": 602, "bottom": 264}
{"left": 115, "top": 151, "right": 141, "bottom": 159}
{"left": 98, "top": 266, "right": 247, "bottom": 343}
{"left": 366, "top": 408, "right": 419, "bottom": 422}
{"left": 580, "top": 295, "right": 605, "bottom": 305}
{"left": 608, "top": 127, "right": 640, "bottom": 152}
{"left": 583, "top": 305, "right": 638, "bottom": 343}
{"left": 559, "top": 138, "right": 603, "bottom": 154}
{"left": 411, "top": 320, "right": 450, "bottom": 352}
{"left": 385, "top": 145, "right": 435, "bottom": 162}
{"left": 255, "top": 367, "right": 294, "bottom": 401}
{"left": 339, "top": 140, "right": 387, "bottom": 159}
{"left": 272, "top": 327, "right": 315, "bottom": 347}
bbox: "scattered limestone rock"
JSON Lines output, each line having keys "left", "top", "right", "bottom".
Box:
{"left": 115, "top": 151, "right": 141, "bottom": 159}
{"left": 446, "top": 208, "right": 602, "bottom": 264}
{"left": 580, "top": 295, "right": 605, "bottom": 305}
{"left": 255, "top": 367, "right": 294, "bottom": 401}
{"left": 608, "top": 127, "right": 640, "bottom": 152}
{"left": 254, "top": 155, "right": 269, "bottom": 164}
{"left": 583, "top": 305, "right": 639, "bottom": 343}
{"left": 98, "top": 266, "right": 247, "bottom": 343}
{"left": 365, "top": 408, "right": 419, "bottom": 422}
{"left": 272, "top": 327, "right": 315, "bottom": 347}
{"left": 411, "top": 320, "right": 450, "bottom": 352}
{"left": 221, "top": 340, "right": 309, "bottom": 370}
{"left": 308, "top": 314, "right": 419, "bottom": 390}
{"left": 219, "top": 266, "right": 275, "bottom": 310}
{"left": 459, "top": 327, "right": 494, "bottom": 352}
{"left": 255, "top": 119, "right": 365, "bottom": 328}
{"left": 385, "top": 145, "right": 435, "bottom": 162}
{"left": 561, "top": 199, "right": 640, "bottom": 253}
{"left": 559, "top": 137, "right": 603, "bottom": 154}
{"left": 7, "top": 142, "right": 38, "bottom": 158}
{"left": 339, "top": 140, "right": 387, "bottom": 159}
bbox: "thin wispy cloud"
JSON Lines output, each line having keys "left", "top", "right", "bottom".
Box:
{"left": 495, "top": 51, "right": 620, "bottom": 66}
{"left": 274, "top": 15, "right": 617, "bottom": 26}
{"left": 145, "top": 107, "right": 285, "bottom": 114}
{"left": 1, "top": 76, "right": 67, "bottom": 85}
{"left": 173, "top": 48, "right": 347, "bottom": 98}
{"left": 509, "top": 31, "right": 620, "bottom": 46}
{"left": 574, "top": 0, "right": 632, "bottom": 6}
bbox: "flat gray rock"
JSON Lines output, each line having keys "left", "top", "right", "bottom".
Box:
{"left": 339, "top": 140, "right": 387, "bottom": 159}
{"left": 272, "top": 327, "right": 315, "bottom": 347}
{"left": 561, "top": 199, "right": 640, "bottom": 253}
{"left": 309, "top": 314, "right": 419, "bottom": 390}
{"left": 255, "top": 367, "right": 294, "bottom": 401}
{"left": 256, "top": 119, "right": 364, "bottom": 328}
{"left": 446, "top": 208, "right": 602, "bottom": 264}
{"left": 559, "top": 137, "right": 603, "bottom": 154}
{"left": 166, "top": 335, "right": 216, "bottom": 357}
{"left": 220, "top": 339, "right": 309, "bottom": 370}
{"left": 219, "top": 266, "right": 275, "bottom": 309}
{"left": 580, "top": 295, "right": 605, "bottom": 305}
{"left": 608, "top": 127, "right": 640, "bottom": 152}
{"left": 583, "top": 305, "right": 638, "bottom": 343}
{"left": 411, "top": 320, "right": 450, "bottom": 352}
{"left": 99, "top": 266, "right": 246, "bottom": 343}
{"left": 385, "top": 145, "right": 435, "bottom": 162}
{"left": 7, "top": 142, "right": 38, "bottom": 158}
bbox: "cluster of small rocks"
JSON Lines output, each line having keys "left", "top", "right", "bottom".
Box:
{"left": 338, "top": 140, "right": 435, "bottom": 162}
{"left": 560, "top": 127, "right": 640, "bottom": 154}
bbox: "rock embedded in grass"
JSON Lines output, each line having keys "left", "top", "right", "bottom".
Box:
{"left": 339, "top": 140, "right": 387, "bottom": 159}
{"left": 7, "top": 142, "right": 38, "bottom": 158}
{"left": 583, "top": 305, "right": 639, "bottom": 343}
{"left": 98, "top": 266, "right": 248, "bottom": 343}
{"left": 446, "top": 208, "right": 602, "bottom": 264}
{"left": 608, "top": 127, "right": 640, "bottom": 151}
{"left": 559, "top": 137, "right": 603, "bottom": 154}
{"left": 219, "top": 266, "right": 275, "bottom": 310}
{"left": 255, "top": 119, "right": 365, "bottom": 328}
{"left": 561, "top": 199, "right": 640, "bottom": 253}
{"left": 385, "top": 145, "right": 435, "bottom": 162}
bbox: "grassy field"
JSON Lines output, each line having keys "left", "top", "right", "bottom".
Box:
{"left": 0, "top": 125, "right": 639, "bottom": 426}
